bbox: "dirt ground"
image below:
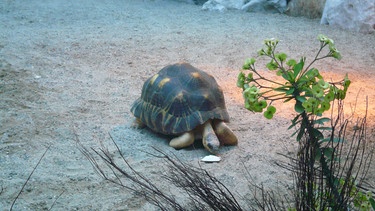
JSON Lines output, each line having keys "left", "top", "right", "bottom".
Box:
{"left": 0, "top": 0, "right": 374, "bottom": 210}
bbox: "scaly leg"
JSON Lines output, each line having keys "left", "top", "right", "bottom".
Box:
{"left": 131, "top": 118, "right": 146, "bottom": 129}
{"left": 213, "top": 120, "right": 238, "bottom": 146}
{"left": 169, "top": 132, "right": 195, "bottom": 149}
{"left": 202, "top": 120, "right": 220, "bottom": 154}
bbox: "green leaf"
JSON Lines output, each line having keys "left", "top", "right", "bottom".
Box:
{"left": 318, "top": 79, "right": 329, "bottom": 89}
{"left": 324, "top": 91, "right": 335, "bottom": 102}
{"left": 263, "top": 110, "right": 274, "bottom": 119}
{"left": 286, "top": 59, "right": 296, "bottom": 67}
{"left": 290, "top": 129, "right": 298, "bottom": 137}
{"left": 312, "top": 84, "right": 324, "bottom": 97}
{"left": 293, "top": 59, "right": 304, "bottom": 78}
{"left": 320, "top": 101, "right": 331, "bottom": 112}
{"left": 332, "top": 51, "right": 342, "bottom": 60}
{"left": 282, "top": 71, "right": 293, "bottom": 81}
{"left": 258, "top": 100, "right": 268, "bottom": 108}
{"left": 304, "top": 68, "right": 319, "bottom": 79}
{"left": 249, "top": 58, "right": 256, "bottom": 65}
{"left": 369, "top": 197, "right": 375, "bottom": 210}
{"left": 283, "top": 97, "right": 293, "bottom": 103}
{"left": 316, "top": 127, "right": 332, "bottom": 131}
{"left": 294, "top": 102, "right": 304, "bottom": 113}
{"left": 276, "top": 53, "right": 287, "bottom": 62}
{"left": 289, "top": 114, "right": 302, "bottom": 129}
{"left": 315, "top": 148, "right": 322, "bottom": 161}
{"left": 343, "top": 74, "right": 351, "bottom": 88}
{"left": 246, "top": 72, "right": 253, "bottom": 81}
{"left": 296, "top": 96, "right": 306, "bottom": 103}
{"left": 314, "top": 117, "right": 330, "bottom": 125}
{"left": 267, "top": 105, "right": 276, "bottom": 114}
{"left": 266, "top": 61, "right": 278, "bottom": 70}
{"left": 317, "top": 34, "right": 329, "bottom": 43}
{"left": 323, "top": 147, "right": 335, "bottom": 160}
{"left": 276, "top": 69, "right": 283, "bottom": 76}
{"left": 311, "top": 127, "right": 324, "bottom": 140}
{"left": 274, "top": 86, "right": 289, "bottom": 92}
{"left": 257, "top": 48, "right": 266, "bottom": 56}
{"left": 286, "top": 87, "right": 295, "bottom": 95}
{"left": 237, "top": 72, "right": 246, "bottom": 88}
{"left": 320, "top": 137, "right": 344, "bottom": 143}
{"left": 243, "top": 58, "right": 256, "bottom": 70}
{"left": 288, "top": 123, "right": 297, "bottom": 130}
{"left": 296, "top": 125, "right": 306, "bottom": 141}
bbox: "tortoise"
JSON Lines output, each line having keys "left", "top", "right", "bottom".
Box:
{"left": 130, "top": 63, "right": 238, "bottom": 154}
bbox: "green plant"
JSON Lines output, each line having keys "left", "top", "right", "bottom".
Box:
{"left": 344, "top": 177, "right": 375, "bottom": 211}
{"left": 237, "top": 35, "right": 374, "bottom": 210}
{"left": 237, "top": 34, "right": 348, "bottom": 120}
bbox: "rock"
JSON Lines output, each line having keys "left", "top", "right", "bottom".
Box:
{"left": 202, "top": 0, "right": 288, "bottom": 13}
{"left": 321, "top": 0, "right": 375, "bottom": 33}
{"left": 286, "top": 0, "right": 326, "bottom": 19}
{"left": 242, "top": 0, "right": 288, "bottom": 13}
{"left": 175, "top": 0, "right": 207, "bottom": 5}
{"left": 202, "top": 0, "right": 243, "bottom": 11}
{"left": 201, "top": 155, "right": 221, "bottom": 162}
{"left": 202, "top": 0, "right": 228, "bottom": 11}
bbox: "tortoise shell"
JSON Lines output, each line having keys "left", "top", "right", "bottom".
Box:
{"left": 131, "top": 63, "right": 229, "bottom": 135}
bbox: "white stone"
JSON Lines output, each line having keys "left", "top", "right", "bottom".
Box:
{"left": 242, "top": 0, "right": 288, "bottom": 13}
{"left": 202, "top": 0, "right": 229, "bottom": 11}
{"left": 321, "top": 0, "right": 375, "bottom": 33}
{"left": 202, "top": 0, "right": 287, "bottom": 13}
{"left": 202, "top": 0, "right": 244, "bottom": 11}
{"left": 201, "top": 155, "right": 221, "bottom": 162}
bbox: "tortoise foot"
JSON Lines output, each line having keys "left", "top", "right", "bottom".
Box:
{"left": 213, "top": 120, "right": 238, "bottom": 146}
{"left": 169, "top": 132, "right": 195, "bottom": 149}
{"left": 202, "top": 120, "right": 220, "bottom": 154}
{"left": 131, "top": 118, "right": 146, "bottom": 129}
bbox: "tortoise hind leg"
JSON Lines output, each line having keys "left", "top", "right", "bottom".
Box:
{"left": 169, "top": 132, "right": 195, "bottom": 149}
{"left": 131, "top": 118, "right": 146, "bottom": 129}
{"left": 202, "top": 120, "right": 220, "bottom": 154}
{"left": 213, "top": 120, "right": 238, "bottom": 146}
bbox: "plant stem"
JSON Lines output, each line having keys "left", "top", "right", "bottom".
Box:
{"left": 302, "top": 44, "right": 326, "bottom": 76}
{"left": 300, "top": 111, "right": 344, "bottom": 210}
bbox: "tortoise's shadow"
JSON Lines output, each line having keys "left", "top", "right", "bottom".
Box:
{"left": 109, "top": 124, "right": 236, "bottom": 161}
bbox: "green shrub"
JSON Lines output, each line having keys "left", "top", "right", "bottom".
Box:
{"left": 238, "top": 35, "right": 374, "bottom": 210}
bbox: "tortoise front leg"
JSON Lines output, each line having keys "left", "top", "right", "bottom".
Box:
{"left": 202, "top": 120, "right": 220, "bottom": 154}
{"left": 212, "top": 120, "right": 238, "bottom": 146}
{"left": 169, "top": 132, "right": 195, "bottom": 149}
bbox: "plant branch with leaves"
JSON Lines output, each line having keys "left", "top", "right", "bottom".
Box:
{"left": 237, "top": 35, "right": 374, "bottom": 210}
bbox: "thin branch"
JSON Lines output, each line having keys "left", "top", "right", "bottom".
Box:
{"left": 10, "top": 144, "right": 51, "bottom": 211}
{"left": 48, "top": 190, "right": 65, "bottom": 211}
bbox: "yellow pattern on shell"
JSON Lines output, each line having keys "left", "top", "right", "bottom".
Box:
{"left": 158, "top": 77, "right": 171, "bottom": 88}
{"left": 149, "top": 74, "right": 159, "bottom": 85}
{"left": 191, "top": 72, "right": 201, "bottom": 78}
{"left": 176, "top": 91, "right": 183, "bottom": 99}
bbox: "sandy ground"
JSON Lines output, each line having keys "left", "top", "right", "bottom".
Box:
{"left": 0, "top": 0, "right": 374, "bottom": 210}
